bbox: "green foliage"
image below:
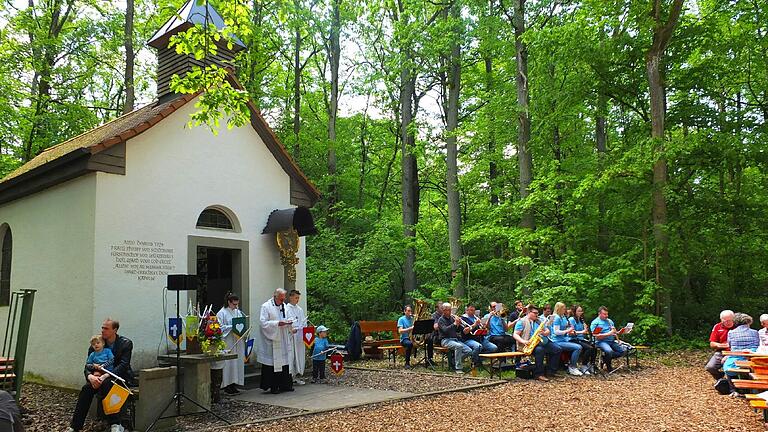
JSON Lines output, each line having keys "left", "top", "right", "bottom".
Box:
{"left": 0, "top": 0, "right": 766, "bottom": 347}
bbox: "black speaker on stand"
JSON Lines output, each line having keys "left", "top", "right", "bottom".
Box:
{"left": 145, "top": 274, "right": 230, "bottom": 432}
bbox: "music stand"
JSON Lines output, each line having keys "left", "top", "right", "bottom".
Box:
{"left": 145, "top": 275, "right": 230, "bottom": 432}
{"left": 411, "top": 320, "right": 436, "bottom": 370}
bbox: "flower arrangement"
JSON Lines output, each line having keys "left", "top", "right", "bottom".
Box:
{"left": 199, "top": 314, "right": 227, "bottom": 356}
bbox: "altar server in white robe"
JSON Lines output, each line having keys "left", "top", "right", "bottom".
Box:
{"left": 258, "top": 288, "right": 296, "bottom": 394}
{"left": 216, "top": 293, "right": 246, "bottom": 394}
{"left": 286, "top": 289, "right": 306, "bottom": 385}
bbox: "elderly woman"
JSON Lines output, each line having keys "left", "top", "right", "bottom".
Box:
{"left": 722, "top": 313, "right": 760, "bottom": 396}
{"left": 759, "top": 314, "right": 768, "bottom": 352}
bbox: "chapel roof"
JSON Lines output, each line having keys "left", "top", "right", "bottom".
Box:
{"left": 0, "top": 75, "right": 320, "bottom": 206}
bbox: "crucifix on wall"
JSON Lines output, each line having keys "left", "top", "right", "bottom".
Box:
{"left": 276, "top": 228, "right": 300, "bottom": 290}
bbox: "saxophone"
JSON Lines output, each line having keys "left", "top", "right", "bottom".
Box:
{"left": 522, "top": 315, "right": 554, "bottom": 356}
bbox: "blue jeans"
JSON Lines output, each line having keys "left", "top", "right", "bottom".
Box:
{"left": 533, "top": 341, "right": 562, "bottom": 376}
{"left": 401, "top": 338, "right": 413, "bottom": 364}
{"left": 555, "top": 341, "right": 582, "bottom": 368}
{"left": 596, "top": 340, "right": 626, "bottom": 369}
{"left": 441, "top": 338, "right": 472, "bottom": 370}
{"left": 463, "top": 338, "right": 498, "bottom": 365}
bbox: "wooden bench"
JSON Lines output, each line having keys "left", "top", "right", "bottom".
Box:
{"left": 359, "top": 321, "right": 399, "bottom": 359}
{"left": 732, "top": 379, "right": 768, "bottom": 390}
{"left": 378, "top": 345, "right": 403, "bottom": 367}
{"left": 479, "top": 352, "right": 526, "bottom": 379}
{"left": 747, "top": 397, "right": 768, "bottom": 423}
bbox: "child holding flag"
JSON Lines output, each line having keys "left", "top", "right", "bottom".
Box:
{"left": 311, "top": 326, "right": 330, "bottom": 383}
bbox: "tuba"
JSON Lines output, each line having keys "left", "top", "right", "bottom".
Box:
{"left": 410, "top": 298, "right": 432, "bottom": 348}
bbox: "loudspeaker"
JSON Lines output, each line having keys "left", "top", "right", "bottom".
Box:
{"left": 167, "top": 274, "right": 199, "bottom": 291}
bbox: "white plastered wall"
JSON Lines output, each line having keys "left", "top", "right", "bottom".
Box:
{"left": 0, "top": 175, "right": 96, "bottom": 387}
{"left": 92, "top": 97, "right": 307, "bottom": 378}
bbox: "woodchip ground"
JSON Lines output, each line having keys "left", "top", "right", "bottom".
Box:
{"left": 18, "top": 350, "right": 768, "bottom": 431}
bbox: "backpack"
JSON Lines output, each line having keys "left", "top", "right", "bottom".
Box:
{"left": 714, "top": 378, "right": 731, "bottom": 395}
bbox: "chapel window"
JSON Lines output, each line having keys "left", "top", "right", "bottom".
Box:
{"left": 196, "top": 208, "right": 234, "bottom": 230}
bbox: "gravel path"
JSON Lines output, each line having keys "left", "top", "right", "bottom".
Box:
{"left": 233, "top": 352, "right": 767, "bottom": 432}
{"left": 326, "top": 367, "right": 491, "bottom": 393}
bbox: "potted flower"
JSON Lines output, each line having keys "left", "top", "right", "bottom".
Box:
{"left": 200, "top": 314, "right": 227, "bottom": 356}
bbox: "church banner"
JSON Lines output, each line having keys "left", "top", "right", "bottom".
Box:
{"left": 244, "top": 338, "right": 254, "bottom": 363}
{"left": 102, "top": 381, "right": 130, "bottom": 415}
{"left": 302, "top": 326, "right": 316, "bottom": 348}
{"left": 330, "top": 353, "right": 344, "bottom": 376}
{"left": 168, "top": 317, "right": 183, "bottom": 345}
{"left": 232, "top": 316, "right": 248, "bottom": 338}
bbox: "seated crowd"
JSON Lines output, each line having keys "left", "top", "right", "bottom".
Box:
{"left": 397, "top": 300, "right": 630, "bottom": 381}
{"left": 705, "top": 310, "right": 768, "bottom": 397}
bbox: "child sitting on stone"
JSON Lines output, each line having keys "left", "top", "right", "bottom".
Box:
{"left": 85, "top": 335, "right": 114, "bottom": 389}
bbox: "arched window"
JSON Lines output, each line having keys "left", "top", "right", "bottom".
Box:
{"left": 0, "top": 227, "right": 11, "bottom": 307}
{"left": 196, "top": 208, "right": 234, "bottom": 230}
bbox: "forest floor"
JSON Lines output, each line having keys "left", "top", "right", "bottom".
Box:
{"left": 230, "top": 350, "right": 767, "bottom": 432}
{"left": 18, "top": 350, "right": 768, "bottom": 432}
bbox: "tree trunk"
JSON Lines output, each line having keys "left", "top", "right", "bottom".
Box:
{"left": 596, "top": 92, "right": 609, "bottom": 252}
{"left": 486, "top": 55, "right": 498, "bottom": 206}
{"left": 646, "top": 0, "right": 685, "bottom": 334}
{"left": 123, "top": 0, "right": 135, "bottom": 114}
{"left": 444, "top": 2, "right": 463, "bottom": 297}
{"left": 512, "top": 0, "right": 534, "bottom": 292}
{"left": 292, "top": 2, "right": 302, "bottom": 160}
{"left": 401, "top": 63, "right": 418, "bottom": 297}
{"left": 23, "top": 0, "right": 73, "bottom": 161}
{"left": 326, "top": 0, "right": 341, "bottom": 229}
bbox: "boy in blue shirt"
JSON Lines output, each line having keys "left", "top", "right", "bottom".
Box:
{"left": 397, "top": 305, "right": 415, "bottom": 369}
{"left": 311, "top": 325, "right": 330, "bottom": 383}
{"left": 590, "top": 306, "right": 626, "bottom": 372}
{"left": 85, "top": 335, "right": 114, "bottom": 389}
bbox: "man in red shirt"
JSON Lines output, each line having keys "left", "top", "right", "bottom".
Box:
{"left": 705, "top": 309, "right": 735, "bottom": 380}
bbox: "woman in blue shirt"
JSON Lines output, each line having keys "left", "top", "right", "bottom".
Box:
{"left": 551, "top": 302, "right": 583, "bottom": 376}
{"left": 569, "top": 305, "right": 596, "bottom": 374}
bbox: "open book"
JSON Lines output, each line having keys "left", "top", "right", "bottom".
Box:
{"left": 617, "top": 323, "right": 634, "bottom": 335}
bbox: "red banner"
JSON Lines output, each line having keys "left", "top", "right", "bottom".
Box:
{"left": 303, "top": 326, "right": 316, "bottom": 348}
{"left": 330, "top": 353, "right": 344, "bottom": 376}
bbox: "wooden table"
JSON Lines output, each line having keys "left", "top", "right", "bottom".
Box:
{"left": 479, "top": 352, "right": 526, "bottom": 379}
{"left": 723, "top": 351, "right": 768, "bottom": 358}
{"left": 157, "top": 352, "right": 238, "bottom": 412}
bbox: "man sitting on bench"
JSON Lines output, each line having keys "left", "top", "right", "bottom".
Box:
{"left": 705, "top": 309, "right": 734, "bottom": 380}
{"left": 68, "top": 318, "right": 134, "bottom": 432}
{"left": 460, "top": 304, "right": 497, "bottom": 368}
{"left": 590, "top": 306, "right": 625, "bottom": 373}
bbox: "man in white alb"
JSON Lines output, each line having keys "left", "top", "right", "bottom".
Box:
{"left": 286, "top": 289, "right": 307, "bottom": 385}
{"left": 258, "top": 288, "right": 296, "bottom": 394}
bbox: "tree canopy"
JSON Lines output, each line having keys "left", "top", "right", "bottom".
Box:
{"left": 1, "top": 0, "right": 766, "bottom": 343}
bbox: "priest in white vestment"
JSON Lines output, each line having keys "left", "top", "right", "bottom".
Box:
{"left": 286, "top": 289, "right": 306, "bottom": 385}
{"left": 258, "top": 288, "right": 296, "bottom": 393}
{"left": 216, "top": 293, "right": 246, "bottom": 394}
